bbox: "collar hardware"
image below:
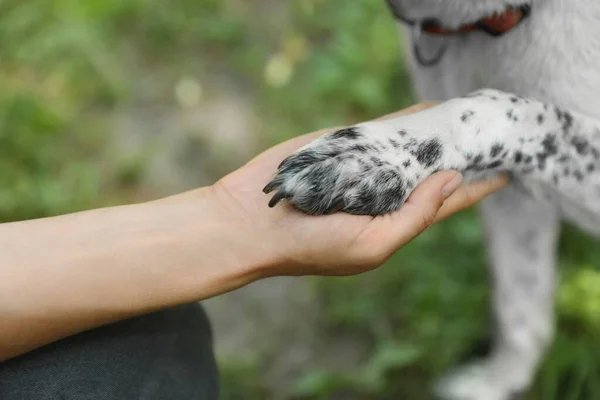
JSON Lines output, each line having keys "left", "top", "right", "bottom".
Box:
{"left": 421, "top": 5, "right": 531, "bottom": 36}
{"left": 388, "top": 3, "right": 532, "bottom": 66}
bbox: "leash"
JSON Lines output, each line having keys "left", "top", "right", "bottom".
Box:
{"left": 387, "top": 2, "right": 531, "bottom": 66}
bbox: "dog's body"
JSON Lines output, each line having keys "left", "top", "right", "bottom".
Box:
{"left": 265, "top": 1, "right": 600, "bottom": 399}
{"left": 396, "top": 2, "right": 600, "bottom": 399}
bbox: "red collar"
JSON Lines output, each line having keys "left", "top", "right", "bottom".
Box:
{"left": 422, "top": 5, "right": 531, "bottom": 36}
{"left": 387, "top": 3, "right": 532, "bottom": 66}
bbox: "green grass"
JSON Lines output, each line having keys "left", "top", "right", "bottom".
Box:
{"left": 2, "top": 1, "right": 600, "bottom": 398}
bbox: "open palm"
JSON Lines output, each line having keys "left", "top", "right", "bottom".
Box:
{"left": 213, "top": 104, "right": 508, "bottom": 276}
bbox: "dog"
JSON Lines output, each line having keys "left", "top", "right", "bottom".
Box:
{"left": 264, "top": 1, "right": 600, "bottom": 399}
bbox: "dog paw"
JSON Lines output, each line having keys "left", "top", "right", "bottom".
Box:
{"left": 263, "top": 125, "right": 447, "bottom": 216}
{"left": 433, "top": 362, "right": 525, "bottom": 400}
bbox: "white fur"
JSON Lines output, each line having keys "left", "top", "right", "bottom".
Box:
{"left": 265, "top": 2, "right": 600, "bottom": 399}
{"left": 394, "top": 1, "right": 600, "bottom": 399}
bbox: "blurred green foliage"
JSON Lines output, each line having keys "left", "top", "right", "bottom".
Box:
{"left": 3, "top": 0, "right": 600, "bottom": 399}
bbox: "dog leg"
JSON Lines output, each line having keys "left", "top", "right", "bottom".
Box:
{"left": 434, "top": 185, "right": 558, "bottom": 400}
{"left": 264, "top": 87, "right": 600, "bottom": 398}
{"left": 264, "top": 89, "right": 600, "bottom": 220}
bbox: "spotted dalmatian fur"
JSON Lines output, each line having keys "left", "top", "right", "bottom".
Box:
{"left": 265, "top": 1, "right": 600, "bottom": 399}
{"left": 266, "top": 90, "right": 600, "bottom": 219}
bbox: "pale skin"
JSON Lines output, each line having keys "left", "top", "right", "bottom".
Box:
{"left": 0, "top": 103, "right": 508, "bottom": 361}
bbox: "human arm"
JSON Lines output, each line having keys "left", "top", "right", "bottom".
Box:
{"left": 0, "top": 104, "right": 508, "bottom": 361}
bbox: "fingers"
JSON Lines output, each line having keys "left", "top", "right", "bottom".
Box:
{"left": 434, "top": 174, "right": 510, "bottom": 222}
{"left": 363, "top": 172, "right": 508, "bottom": 258}
{"left": 392, "top": 171, "right": 462, "bottom": 235}
{"left": 359, "top": 171, "right": 462, "bottom": 257}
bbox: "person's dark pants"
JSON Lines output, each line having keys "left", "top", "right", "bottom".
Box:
{"left": 0, "top": 303, "right": 219, "bottom": 400}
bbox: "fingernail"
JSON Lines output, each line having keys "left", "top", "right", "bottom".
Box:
{"left": 441, "top": 173, "right": 464, "bottom": 199}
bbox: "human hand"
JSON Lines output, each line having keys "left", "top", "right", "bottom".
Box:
{"left": 211, "top": 103, "right": 509, "bottom": 277}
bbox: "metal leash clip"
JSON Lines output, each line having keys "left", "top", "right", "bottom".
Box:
{"left": 385, "top": 0, "right": 447, "bottom": 67}
{"left": 388, "top": 0, "right": 532, "bottom": 67}
{"left": 411, "top": 20, "right": 448, "bottom": 67}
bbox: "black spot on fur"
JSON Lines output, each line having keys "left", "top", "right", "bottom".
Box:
{"left": 514, "top": 151, "right": 523, "bottom": 163}
{"left": 506, "top": 109, "right": 518, "bottom": 122}
{"left": 402, "top": 160, "right": 411, "bottom": 168}
{"left": 562, "top": 111, "right": 573, "bottom": 132}
{"left": 374, "top": 169, "right": 400, "bottom": 185}
{"left": 487, "top": 160, "right": 503, "bottom": 169}
{"left": 574, "top": 170, "right": 584, "bottom": 182}
{"left": 541, "top": 134, "right": 559, "bottom": 156}
{"left": 587, "top": 163, "right": 596, "bottom": 173}
{"left": 347, "top": 144, "right": 379, "bottom": 154}
{"left": 524, "top": 155, "right": 533, "bottom": 164}
{"left": 356, "top": 158, "right": 371, "bottom": 170}
{"left": 389, "top": 138, "right": 400, "bottom": 148}
{"left": 374, "top": 140, "right": 387, "bottom": 151}
{"left": 403, "top": 138, "right": 418, "bottom": 152}
{"left": 553, "top": 174, "right": 559, "bottom": 185}
{"left": 461, "top": 110, "right": 475, "bottom": 123}
{"left": 571, "top": 136, "right": 590, "bottom": 156}
{"left": 370, "top": 156, "right": 385, "bottom": 167}
{"left": 510, "top": 96, "right": 519, "bottom": 103}
{"left": 490, "top": 143, "right": 504, "bottom": 158}
{"left": 398, "top": 130, "right": 407, "bottom": 137}
{"left": 414, "top": 139, "right": 443, "bottom": 167}
{"left": 348, "top": 187, "right": 377, "bottom": 215}
{"left": 554, "top": 108, "right": 574, "bottom": 132}
{"left": 537, "top": 154, "right": 547, "bottom": 170}
{"left": 377, "top": 183, "right": 407, "bottom": 214}
{"left": 558, "top": 154, "right": 570, "bottom": 163}
{"left": 537, "top": 114, "right": 545, "bottom": 125}
{"left": 554, "top": 107, "right": 563, "bottom": 121}
{"left": 467, "top": 154, "right": 486, "bottom": 171}
{"left": 330, "top": 127, "right": 360, "bottom": 140}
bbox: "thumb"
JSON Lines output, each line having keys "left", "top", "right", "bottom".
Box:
{"left": 386, "top": 171, "right": 463, "bottom": 245}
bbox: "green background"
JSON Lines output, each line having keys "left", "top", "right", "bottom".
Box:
{"left": 3, "top": 0, "right": 600, "bottom": 398}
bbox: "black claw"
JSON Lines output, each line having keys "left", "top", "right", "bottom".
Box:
{"left": 268, "top": 191, "right": 288, "bottom": 208}
{"left": 263, "top": 180, "right": 278, "bottom": 194}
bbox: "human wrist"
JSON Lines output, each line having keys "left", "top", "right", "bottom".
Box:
{"left": 155, "top": 185, "right": 282, "bottom": 294}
